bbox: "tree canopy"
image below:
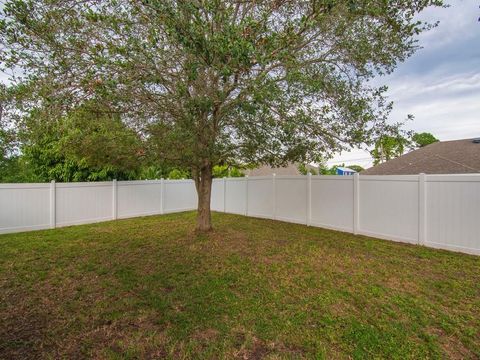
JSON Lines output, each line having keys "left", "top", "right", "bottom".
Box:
{"left": 16, "top": 104, "right": 145, "bottom": 182}
{"left": 412, "top": 132, "right": 439, "bottom": 148}
{"left": 370, "top": 135, "right": 409, "bottom": 165}
{"left": 0, "top": 0, "right": 444, "bottom": 230}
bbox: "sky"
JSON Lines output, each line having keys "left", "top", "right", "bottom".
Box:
{"left": 328, "top": 0, "right": 480, "bottom": 169}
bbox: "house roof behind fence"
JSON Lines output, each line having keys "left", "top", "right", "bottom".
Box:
{"left": 362, "top": 138, "right": 480, "bottom": 175}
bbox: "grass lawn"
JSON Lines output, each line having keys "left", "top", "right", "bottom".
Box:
{"left": 0, "top": 212, "right": 479, "bottom": 359}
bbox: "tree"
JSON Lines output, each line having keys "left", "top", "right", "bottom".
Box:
{"left": 167, "top": 168, "right": 190, "bottom": 180}
{"left": 370, "top": 135, "right": 409, "bottom": 165}
{"left": 412, "top": 132, "right": 439, "bottom": 148}
{"left": 0, "top": 87, "right": 30, "bottom": 182}
{"left": 17, "top": 105, "right": 144, "bottom": 182}
{"left": 139, "top": 164, "right": 185, "bottom": 180}
{"left": 0, "top": 0, "right": 443, "bottom": 230}
{"left": 0, "top": 123, "right": 15, "bottom": 177}
{"left": 0, "top": 128, "right": 29, "bottom": 182}
{"left": 297, "top": 163, "right": 318, "bottom": 176}
{"left": 212, "top": 164, "right": 245, "bottom": 178}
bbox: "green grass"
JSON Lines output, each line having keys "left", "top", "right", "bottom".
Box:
{"left": 0, "top": 212, "right": 479, "bottom": 359}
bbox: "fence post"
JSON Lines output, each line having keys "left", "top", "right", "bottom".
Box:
{"left": 160, "top": 178, "right": 165, "bottom": 214}
{"left": 418, "top": 173, "right": 427, "bottom": 245}
{"left": 112, "top": 179, "right": 118, "bottom": 220}
{"left": 353, "top": 173, "right": 359, "bottom": 235}
{"left": 223, "top": 177, "right": 227, "bottom": 213}
{"left": 50, "top": 180, "right": 56, "bottom": 229}
{"left": 307, "top": 172, "right": 312, "bottom": 226}
{"left": 272, "top": 173, "right": 276, "bottom": 220}
{"left": 245, "top": 175, "right": 249, "bottom": 216}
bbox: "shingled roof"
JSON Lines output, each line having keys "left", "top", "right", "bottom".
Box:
{"left": 362, "top": 138, "right": 480, "bottom": 175}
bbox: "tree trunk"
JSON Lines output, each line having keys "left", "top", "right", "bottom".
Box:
{"left": 194, "top": 163, "right": 213, "bottom": 232}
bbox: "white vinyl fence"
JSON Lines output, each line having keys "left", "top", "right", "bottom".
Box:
{"left": 211, "top": 174, "right": 480, "bottom": 256}
{"left": 0, "top": 179, "right": 197, "bottom": 234}
{"left": 1, "top": 175, "right": 479, "bottom": 255}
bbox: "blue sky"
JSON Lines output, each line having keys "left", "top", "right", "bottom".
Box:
{"left": 328, "top": 0, "right": 480, "bottom": 168}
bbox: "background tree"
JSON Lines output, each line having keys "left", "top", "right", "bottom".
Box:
{"left": 297, "top": 163, "right": 319, "bottom": 176}
{"left": 0, "top": 0, "right": 443, "bottom": 230}
{"left": 167, "top": 168, "right": 191, "bottom": 180}
{"left": 412, "top": 132, "right": 439, "bottom": 148}
{"left": 0, "top": 125, "right": 30, "bottom": 182}
{"left": 321, "top": 165, "right": 338, "bottom": 175}
{"left": 16, "top": 104, "right": 144, "bottom": 182}
{"left": 212, "top": 165, "right": 245, "bottom": 178}
{"left": 370, "top": 135, "right": 410, "bottom": 165}
{"left": 139, "top": 164, "right": 187, "bottom": 180}
{"left": 0, "top": 86, "right": 32, "bottom": 182}
{"left": 1, "top": 90, "right": 194, "bottom": 182}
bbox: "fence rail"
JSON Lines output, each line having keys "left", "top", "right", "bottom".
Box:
{"left": 1, "top": 174, "right": 479, "bottom": 255}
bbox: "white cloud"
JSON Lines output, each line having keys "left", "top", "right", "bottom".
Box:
{"left": 329, "top": 1, "right": 480, "bottom": 168}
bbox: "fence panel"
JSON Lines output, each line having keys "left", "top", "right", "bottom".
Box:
{"left": 211, "top": 179, "right": 225, "bottom": 212}
{"left": 359, "top": 176, "right": 419, "bottom": 244}
{"left": 163, "top": 180, "right": 197, "bottom": 213}
{"left": 310, "top": 176, "right": 354, "bottom": 232}
{"left": 118, "top": 181, "right": 162, "bottom": 218}
{"left": 247, "top": 176, "right": 274, "bottom": 219}
{"left": 225, "top": 178, "right": 247, "bottom": 215}
{"left": 56, "top": 182, "right": 113, "bottom": 227}
{"left": 0, "top": 184, "right": 50, "bottom": 233}
{"left": 275, "top": 176, "right": 307, "bottom": 224}
{"left": 426, "top": 175, "right": 480, "bottom": 254}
